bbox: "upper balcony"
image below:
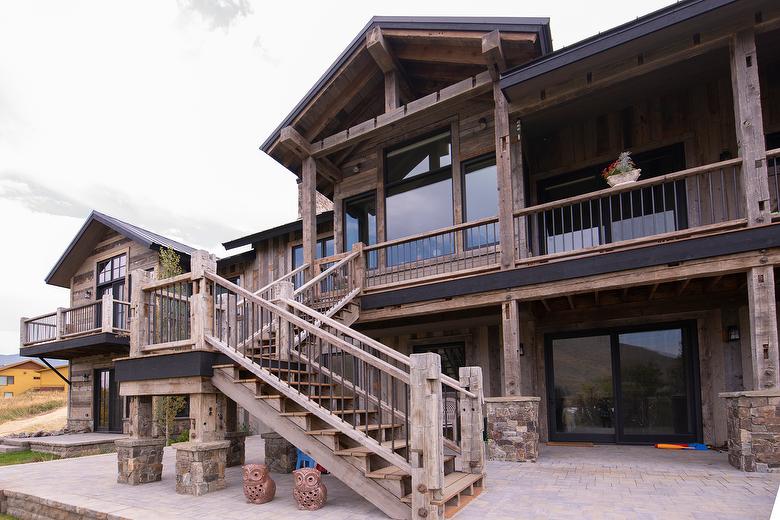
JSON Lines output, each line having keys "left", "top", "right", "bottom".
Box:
{"left": 20, "top": 293, "right": 131, "bottom": 358}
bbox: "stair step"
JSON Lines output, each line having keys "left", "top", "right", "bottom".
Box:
{"left": 401, "top": 472, "right": 485, "bottom": 506}
{"left": 365, "top": 465, "right": 409, "bottom": 480}
{"left": 332, "top": 409, "right": 376, "bottom": 415}
{"left": 334, "top": 440, "right": 409, "bottom": 457}
{"left": 306, "top": 423, "right": 403, "bottom": 436}
{"left": 279, "top": 411, "right": 309, "bottom": 417}
{"left": 255, "top": 394, "right": 353, "bottom": 402}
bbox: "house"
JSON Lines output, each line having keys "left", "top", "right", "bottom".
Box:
{"left": 20, "top": 210, "right": 196, "bottom": 433}
{"left": 18, "top": 0, "right": 780, "bottom": 517}
{"left": 0, "top": 359, "right": 69, "bottom": 398}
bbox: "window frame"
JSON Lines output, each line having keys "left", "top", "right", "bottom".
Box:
{"left": 0, "top": 376, "right": 13, "bottom": 386}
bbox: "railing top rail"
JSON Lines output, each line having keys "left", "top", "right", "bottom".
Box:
{"left": 141, "top": 272, "right": 193, "bottom": 291}
{"left": 283, "top": 297, "right": 476, "bottom": 398}
{"left": 363, "top": 215, "right": 500, "bottom": 252}
{"left": 293, "top": 250, "right": 360, "bottom": 296}
{"left": 255, "top": 263, "right": 309, "bottom": 295}
{"left": 62, "top": 300, "right": 101, "bottom": 313}
{"left": 768, "top": 147, "right": 780, "bottom": 159}
{"left": 513, "top": 156, "right": 744, "bottom": 218}
{"left": 204, "top": 272, "right": 411, "bottom": 384}
{"left": 113, "top": 299, "right": 131, "bottom": 306}
{"left": 24, "top": 311, "right": 58, "bottom": 323}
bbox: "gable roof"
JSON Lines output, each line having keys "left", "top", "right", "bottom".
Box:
{"left": 261, "top": 16, "right": 552, "bottom": 156}
{"left": 0, "top": 359, "right": 46, "bottom": 371}
{"left": 45, "top": 210, "right": 198, "bottom": 288}
{"left": 499, "top": 0, "right": 741, "bottom": 99}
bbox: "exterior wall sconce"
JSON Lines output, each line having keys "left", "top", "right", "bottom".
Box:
{"left": 726, "top": 326, "right": 741, "bottom": 342}
{"left": 85, "top": 289, "right": 92, "bottom": 299}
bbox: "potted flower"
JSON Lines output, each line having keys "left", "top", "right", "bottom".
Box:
{"left": 602, "top": 151, "right": 641, "bottom": 187}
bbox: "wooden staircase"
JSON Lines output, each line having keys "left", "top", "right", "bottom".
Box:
{"left": 202, "top": 251, "right": 487, "bottom": 520}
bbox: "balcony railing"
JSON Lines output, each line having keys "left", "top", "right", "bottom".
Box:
{"left": 21, "top": 293, "right": 130, "bottom": 347}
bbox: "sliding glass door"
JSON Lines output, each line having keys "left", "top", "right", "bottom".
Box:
{"left": 546, "top": 322, "right": 701, "bottom": 444}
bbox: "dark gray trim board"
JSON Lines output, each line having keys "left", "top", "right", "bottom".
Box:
{"left": 115, "top": 351, "right": 232, "bottom": 382}
{"left": 20, "top": 333, "right": 129, "bottom": 359}
{"left": 361, "top": 224, "right": 780, "bottom": 310}
{"left": 223, "top": 211, "right": 334, "bottom": 250}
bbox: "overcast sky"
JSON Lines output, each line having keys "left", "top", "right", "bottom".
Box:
{"left": 0, "top": 0, "right": 672, "bottom": 354}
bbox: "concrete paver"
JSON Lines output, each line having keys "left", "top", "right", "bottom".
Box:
{"left": 0, "top": 438, "right": 777, "bottom": 519}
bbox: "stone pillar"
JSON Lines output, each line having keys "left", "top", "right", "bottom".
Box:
{"left": 116, "top": 395, "right": 165, "bottom": 485}
{"left": 261, "top": 432, "right": 297, "bottom": 473}
{"left": 485, "top": 396, "right": 540, "bottom": 462}
{"left": 225, "top": 432, "right": 247, "bottom": 468}
{"left": 721, "top": 390, "right": 780, "bottom": 472}
{"left": 174, "top": 441, "right": 230, "bottom": 495}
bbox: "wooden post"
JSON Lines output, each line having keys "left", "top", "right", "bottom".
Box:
{"left": 747, "top": 265, "right": 779, "bottom": 389}
{"left": 410, "top": 352, "right": 444, "bottom": 520}
{"left": 128, "top": 395, "right": 154, "bottom": 438}
{"left": 274, "top": 281, "right": 294, "bottom": 361}
{"left": 351, "top": 241, "right": 365, "bottom": 292}
{"left": 55, "top": 307, "right": 65, "bottom": 340}
{"left": 501, "top": 299, "right": 521, "bottom": 396}
{"left": 302, "top": 156, "right": 318, "bottom": 276}
{"left": 494, "top": 84, "right": 516, "bottom": 269}
{"left": 730, "top": 29, "right": 770, "bottom": 226}
{"left": 130, "top": 269, "right": 153, "bottom": 357}
{"left": 101, "top": 291, "right": 113, "bottom": 333}
{"left": 458, "top": 366, "right": 486, "bottom": 475}
{"left": 189, "top": 392, "right": 227, "bottom": 443}
{"left": 512, "top": 118, "right": 529, "bottom": 259}
{"left": 190, "top": 250, "right": 216, "bottom": 350}
{"left": 19, "top": 317, "right": 28, "bottom": 346}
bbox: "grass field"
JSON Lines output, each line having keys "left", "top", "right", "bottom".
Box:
{"left": 0, "top": 450, "right": 59, "bottom": 466}
{"left": 0, "top": 391, "right": 67, "bottom": 423}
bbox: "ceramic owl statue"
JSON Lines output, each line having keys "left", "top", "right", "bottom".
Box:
{"left": 243, "top": 464, "right": 276, "bottom": 504}
{"left": 292, "top": 467, "right": 327, "bottom": 510}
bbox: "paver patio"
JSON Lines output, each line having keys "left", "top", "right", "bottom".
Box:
{"left": 0, "top": 436, "right": 777, "bottom": 519}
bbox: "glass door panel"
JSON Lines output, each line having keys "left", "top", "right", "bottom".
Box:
{"left": 549, "top": 335, "right": 615, "bottom": 439}
{"left": 618, "top": 328, "right": 695, "bottom": 439}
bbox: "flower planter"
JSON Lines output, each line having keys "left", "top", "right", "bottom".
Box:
{"left": 605, "top": 169, "right": 641, "bottom": 187}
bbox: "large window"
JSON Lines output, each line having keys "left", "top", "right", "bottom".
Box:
{"left": 385, "top": 131, "right": 454, "bottom": 241}
{"left": 96, "top": 253, "right": 127, "bottom": 328}
{"left": 291, "top": 237, "right": 335, "bottom": 270}
{"left": 463, "top": 155, "right": 499, "bottom": 249}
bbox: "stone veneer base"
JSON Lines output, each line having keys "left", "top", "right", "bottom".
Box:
{"left": 485, "top": 396, "right": 540, "bottom": 462}
{"left": 116, "top": 438, "right": 166, "bottom": 485}
{"left": 174, "top": 440, "right": 230, "bottom": 495}
{"left": 225, "top": 432, "right": 247, "bottom": 467}
{"left": 720, "top": 390, "right": 780, "bottom": 472}
{"left": 261, "top": 432, "right": 297, "bottom": 473}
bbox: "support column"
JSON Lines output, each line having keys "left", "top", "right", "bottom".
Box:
{"left": 116, "top": 395, "right": 165, "bottom": 485}
{"left": 302, "top": 156, "right": 318, "bottom": 275}
{"left": 224, "top": 397, "right": 246, "bottom": 467}
{"left": 129, "top": 269, "right": 153, "bottom": 357}
{"left": 494, "top": 84, "right": 516, "bottom": 269}
{"left": 730, "top": 29, "right": 770, "bottom": 226}
{"left": 410, "top": 353, "right": 444, "bottom": 520}
{"left": 273, "top": 281, "right": 294, "bottom": 361}
{"left": 747, "top": 265, "right": 779, "bottom": 389}
{"left": 511, "top": 118, "right": 529, "bottom": 258}
{"left": 501, "top": 299, "right": 521, "bottom": 396}
{"left": 458, "top": 366, "right": 486, "bottom": 474}
{"left": 175, "top": 392, "right": 229, "bottom": 495}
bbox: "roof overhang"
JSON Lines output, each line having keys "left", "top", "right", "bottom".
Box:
{"left": 222, "top": 210, "right": 334, "bottom": 251}
{"left": 260, "top": 16, "right": 552, "bottom": 159}
{"left": 45, "top": 211, "right": 196, "bottom": 288}
{"left": 19, "top": 333, "right": 129, "bottom": 360}
{"left": 499, "top": 0, "right": 748, "bottom": 102}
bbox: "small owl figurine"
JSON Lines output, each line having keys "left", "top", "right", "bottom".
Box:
{"left": 292, "top": 467, "right": 327, "bottom": 510}
{"left": 243, "top": 464, "right": 276, "bottom": 504}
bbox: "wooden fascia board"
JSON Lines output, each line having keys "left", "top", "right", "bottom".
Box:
{"left": 481, "top": 30, "right": 507, "bottom": 80}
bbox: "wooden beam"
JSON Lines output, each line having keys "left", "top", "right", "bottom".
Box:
{"left": 676, "top": 278, "right": 692, "bottom": 296}
{"left": 707, "top": 275, "right": 724, "bottom": 292}
{"left": 384, "top": 70, "right": 400, "bottom": 112}
{"left": 540, "top": 299, "right": 551, "bottom": 312}
{"left": 730, "top": 29, "right": 771, "bottom": 225}
{"left": 481, "top": 30, "right": 507, "bottom": 81}
{"left": 317, "top": 157, "right": 343, "bottom": 183}
{"left": 512, "top": 118, "right": 529, "bottom": 258}
{"left": 279, "top": 126, "right": 311, "bottom": 159}
{"left": 311, "top": 71, "right": 492, "bottom": 157}
{"left": 366, "top": 27, "right": 413, "bottom": 107}
{"left": 302, "top": 157, "right": 318, "bottom": 272}
{"left": 494, "top": 83, "right": 516, "bottom": 270}
{"left": 566, "top": 294, "right": 575, "bottom": 310}
{"left": 500, "top": 300, "right": 521, "bottom": 396}
{"left": 746, "top": 265, "right": 779, "bottom": 389}
{"left": 648, "top": 283, "right": 659, "bottom": 300}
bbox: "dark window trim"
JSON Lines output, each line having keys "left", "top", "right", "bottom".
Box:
{"left": 343, "top": 191, "right": 378, "bottom": 250}
{"left": 384, "top": 129, "right": 453, "bottom": 195}
{"left": 461, "top": 153, "right": 499, "bottom": 222}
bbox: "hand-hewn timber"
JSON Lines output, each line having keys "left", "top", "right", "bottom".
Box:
{"left": 746, "top": 265, "right": 779, "bottom": 389}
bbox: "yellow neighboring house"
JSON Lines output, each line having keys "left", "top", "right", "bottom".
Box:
{"left": 0, "top": 359, "right": 69, "bottom": 398}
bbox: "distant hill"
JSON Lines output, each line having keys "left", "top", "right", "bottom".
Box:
{"left": 0, "top": 354, "right": 67, "bottom": 369}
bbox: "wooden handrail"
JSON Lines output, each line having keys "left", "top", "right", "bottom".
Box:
{"left": 363, "top": 215, "right": 500, "bottom": 252}
{"left": 293, "top": 250, "right": 360, "bottom": 297}
{"left": 255, "top": 263, "right": 308, "bottom": 296}
{"left": 23, "top": 311, "right": 57, "bottom": 324}
{"left": 140, "top": 272, "right": 193, "bottom": 291}
{"left": 768, "top": 147, "right": 780, "bottom": 159}
{"left": 514, "top": 157, "right": 743, "bottom": 218}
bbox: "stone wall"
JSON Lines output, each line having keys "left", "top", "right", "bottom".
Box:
{"left": 721, "top": 390, "right": 780, "bottom": 472}
{"left": 485, "top": 396, "right": 540, "bottom": 462}
{"left": 261, "top": 432, "right": 296, "bottom": 473}
{"left": 225, "top": 432, "right": 247, "bottom": 467}
{"left": 116, "top": 438, "right": 165, "bottom": 485}
{"left": 2, "top": 490, "right": 121, "bottom": 520}
{"left": 174, "top": 441, "right": 229, "bottom": 495}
